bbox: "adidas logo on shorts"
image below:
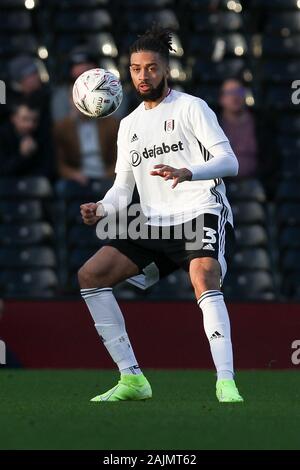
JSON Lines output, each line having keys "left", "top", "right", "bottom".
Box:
{"left": 203, "top": 243, "right": 215, "bottom": 251}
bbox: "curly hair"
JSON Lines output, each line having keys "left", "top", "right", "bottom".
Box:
{"left": 129, "top": 25, "right": 175, "bottom": 62}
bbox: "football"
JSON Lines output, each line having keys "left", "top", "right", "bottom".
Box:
{"left": 72, "top": 68, "right": 123, "bottom": 118}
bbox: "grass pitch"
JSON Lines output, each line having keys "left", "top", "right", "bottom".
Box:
{"left": 0, "top": 369, "right": 299, "bottom": 450}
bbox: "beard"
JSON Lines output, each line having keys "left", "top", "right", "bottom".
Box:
{"left": 135, "top": 76, "right": 166, "bottom": 102}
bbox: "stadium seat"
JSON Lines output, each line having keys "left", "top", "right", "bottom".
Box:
{"left": 0, "top": 201, "right": 43, "bottom": 223}
{"left": 169, "top": 58, "right": 187, "bottom": 82}
{"left": 188, "top": 33, "right": 247, "bottom": 59}
{"left": 186, "top": 0, "right": 232, "bottom": 10}
{"left": 235, "top": 225, "right": 268, "bottom": 247}
{"left": 231, "top": 201, "right": 265, "bottom": 225}
{"left": 113, "top": 282, "right": 145, "bottom": 300}
{"left": 0, "top": 177, "right": 53, "bottom": 199}
{"left": 251, "top": 0, "right": 300, "bottom": 9}
{"left": 279, "top": 227, "right": 300, "bottom": 250}
{"left": 193, "top": 58, "right": 246, "bottom": 82}
{"left": 55, "top": 179, "right": 112, "bottom": 200}
{"left": 55, "top": 10, "right": 112, "bottom": 33}
{"left": 0, "top": 12, "right": 31, "bottom": 32}
{"left": 0, "top": 247, "right": 56, "bottom": 269}
{"left": 188, "top": 34, "right": 217, "bottom": 57}
{"left": 193, "top": 85, "right": 220, "bottom": 107}
{"left": 281, "top": 274, "right": 300, "bottom": 300}
{"left": 125, "top": 10, "right": 179, "bottom": 33}
{"left": 0, "top": 0, "right": 32, "bottom": 5}
{"left": 191, "top": 13, "right": 220, "bottom": 33}
{"left": 262, "top": 60, "right": 300, "bottom": 83}
{"left": 122, "top": 0, "right": 174, "bottom": 6}
{"left": 281, "top": 154, "right": 300, "bottom": 178}
{"left": 69, "top": 248, "right": 96, "bottom": 270}
{"left": 278, "top": 136, "right": 300, "bottom": 155}
{"left": 262, "top": 36, "right": 300, "bottom": 58}
{"left": 0, "top": 269, "right": 58, "bottom": 298}
{"left": 147, "top": 271, "right": 194, "bottom": 300}
{"left": 277, "top": 203, "right": 300, "bottom": 227}
{"left": 52, "top": 0, "right": 109, "bottom": 7}
{"left": 0, "top": 35, "right": 38, "bottom": 57}
{"left": 192, "top": 12, "right": 243, "bottom": 33}
{"left": 226, "top": 179, "right": 266, "bottom": 203}
{"left": 66, "top": 201, "right": 84, "bottom": 224}
{"left": 276, "top": 180, "right": 300, "bottom": 202}
{"left": 230, "top": 248, "right": 271, "bottom": 271}
{"left": 68, "top": 224, "right": 105, "bottom": 247}
{"left": 0, "top": 222, "right": 54, "bottom": 246}
{"left": 281, "top": 249, "right": 300, "bottom": 273}
{"left": 223, "top": 271, "right": 275, "bottom": 300}
{"left": 265, "top": 86, "right": 296, "bottom": 110}
{"left": 55, "top": 32, "right": 117, "bottom": 57}
{"left": 265, "top": 12, "right": 300, "bottom": 35}
{"left": 279, "top": 115, "right": 300, "bottom": 134}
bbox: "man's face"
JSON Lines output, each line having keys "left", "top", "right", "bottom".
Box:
{"left": 21, "top": 72, "right": 42, "bottom": 95}
{"left": 220, "top": 79, "right": 246, "bottom": 113}
{"left": 130, "top": 51, "right": 169, "bottom": 101}
{"left": 11, "top": 105, "right": 39, "bottom": 135}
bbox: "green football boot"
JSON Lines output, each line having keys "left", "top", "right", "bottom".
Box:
{"left": 216, "top": 379, "right": 244, "bottom": 403}
{"left": 90, "top": 374, "right": 152, "bottom": 402}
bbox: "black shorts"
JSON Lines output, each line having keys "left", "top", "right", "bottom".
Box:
{"left": 107, "top": 213, "right": 235, "bottom": 282}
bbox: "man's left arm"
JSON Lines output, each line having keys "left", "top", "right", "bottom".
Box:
{"left": 150, "top": 140, "right": 239, "bottom": 188}
{"left": 150, "top": 99, "right": 239, "bottom": 188}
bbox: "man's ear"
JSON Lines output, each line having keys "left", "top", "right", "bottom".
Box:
{"left": 165, "top": 64, "right": 170, "bottom": 79}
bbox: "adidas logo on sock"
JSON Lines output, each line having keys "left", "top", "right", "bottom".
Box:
{"left": 131, "top": 133, "right": 138, "bottom": 142}
{"left": 203, "top": 243, "right": 215, "bottom": 251}
{"left": 210, "top": 331, "right": 224, "bottom": 341}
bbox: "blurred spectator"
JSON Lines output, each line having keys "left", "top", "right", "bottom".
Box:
{"left": 6, "top": 55, "right": 55, "bottom": 177}
{"left": 8, "top": 55, "right": 52, "bottom": 131}
{"left": 219, "top": 78, "right": 279, "bottom": 199}
{"left": 0, "top": 101, "right": 54, "bottom": 178}
{"left": 219, "top": 79, "right": 258, "bottom": 178}
{"left": 53, "top": 97, "right": 119, "bottom": 183}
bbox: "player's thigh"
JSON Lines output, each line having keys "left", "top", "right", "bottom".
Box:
{"left": 189, "top": 257, "right": 221, "bottom": 292}
{"left": 78, "top": 245, "right": 139, "bottom": 287}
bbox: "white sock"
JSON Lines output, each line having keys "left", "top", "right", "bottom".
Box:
{"left": 81, "top": 287, "right": 142, "bottom": 375}
{"left": 197, "top": 290, "right": 234, "bottom": 380}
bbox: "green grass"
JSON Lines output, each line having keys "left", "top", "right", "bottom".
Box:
{"left": 0, "top": 369, "right": 299, "bottom": 450}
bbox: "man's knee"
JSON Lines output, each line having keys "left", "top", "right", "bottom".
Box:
{"left": 78, "top": 263, "right": 106, "bottom": 289}
{"left": 78, "top": 264, "right": 93, "bottom": 289}
{"left": 189, "top": 258, "right": 220, "bottom": 293}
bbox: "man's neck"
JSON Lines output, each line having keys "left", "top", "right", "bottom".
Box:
{"left": 143, "top": 86, "right": 170, "bottom": 110}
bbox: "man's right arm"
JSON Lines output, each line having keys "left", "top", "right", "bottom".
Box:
{"left": 96, "top": 170, "right": 135, "bottom": 217}
{"left": 81, "top": 119, "right": 135, "bottom": 225}
{"left": 80, "top": 171, "right": 135, "bottom": 225}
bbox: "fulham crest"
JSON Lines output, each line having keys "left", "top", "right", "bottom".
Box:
{"left": 164, "top": 119, "right": 175, "bottom": 133}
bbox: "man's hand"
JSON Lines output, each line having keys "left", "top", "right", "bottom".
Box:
{"left": 150, "top": 165, "right": 192, "bottom": 189}
{"left": 80, "top": 202, "right": 104, "bottom": 225}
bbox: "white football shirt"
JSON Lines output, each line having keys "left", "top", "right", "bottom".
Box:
{"left": 115, "top": 89, "right": 234, "bottom": 226}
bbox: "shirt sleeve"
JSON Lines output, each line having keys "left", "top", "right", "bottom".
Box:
{"left": 188, "top": 98, "right": 229, "bottom": 150}
{"left": 114, "top": 119, "right": 133, "bottom": 173}
{"left": 188, "top": 140, "right": 239, "bottom": 180}
{"left": 97, "top": 168, "right": 135, "bottom": 216}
